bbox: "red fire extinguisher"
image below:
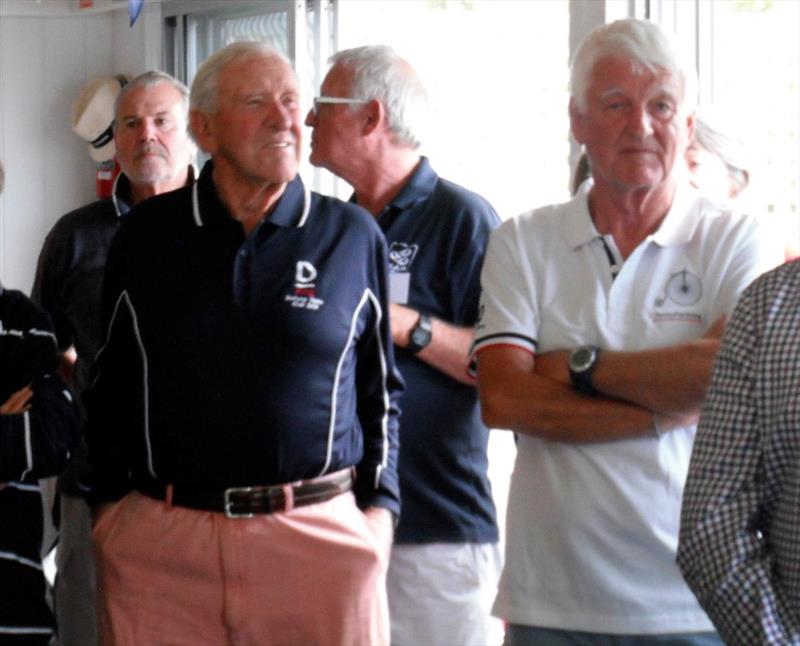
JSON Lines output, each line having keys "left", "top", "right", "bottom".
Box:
{"left": 95, "top": 158, "right": 120, "bottom": 199}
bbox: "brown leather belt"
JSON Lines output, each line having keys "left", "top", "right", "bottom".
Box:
{"left": 135, "top": 468, "right": 354, "bottom": 518}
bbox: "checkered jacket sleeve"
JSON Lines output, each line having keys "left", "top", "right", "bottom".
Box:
{"left": 678, "top": 261, "right": 800, "bottom": 645}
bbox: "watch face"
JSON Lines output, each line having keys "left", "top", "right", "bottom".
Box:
{"left": 408, "top": 314, "right": 432, "bottom": 353}
{"left": 411, "top": 326, "right": 432, "bottom": 347}
{"left": 570, "top": 346, "right": 596, "bottom": 372}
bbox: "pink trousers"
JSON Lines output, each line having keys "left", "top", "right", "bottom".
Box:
{"left": 92, "top": 490, "right": 388, "bottom": 646}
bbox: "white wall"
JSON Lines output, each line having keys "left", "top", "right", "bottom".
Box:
{"left": 0, "top": 0, "right": 161, "bottom": 295}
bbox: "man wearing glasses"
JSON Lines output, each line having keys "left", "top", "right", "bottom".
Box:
{"left": 306, "top": 45, "right": 501, "bottom": 646}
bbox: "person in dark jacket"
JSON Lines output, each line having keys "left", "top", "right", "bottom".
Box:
{"left": 31, "top": 70, "right": 195, "bottom": 646}
{"left": 0, "top": 159, "right": 79, "bottom": 645}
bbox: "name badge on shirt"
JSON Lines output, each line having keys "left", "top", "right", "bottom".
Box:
{"left": 390, "top": 272, "right": 410, "bottom": 304}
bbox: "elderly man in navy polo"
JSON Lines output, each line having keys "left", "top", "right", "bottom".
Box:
{"left": 306, "top": 45, "right": 501, "bottom": 646}
{"left": 85, "top": 42, "right": 402, "bottom": 645}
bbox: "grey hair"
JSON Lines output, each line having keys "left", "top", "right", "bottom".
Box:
{"left": 190, "top": 41, "right": 291, "bottom": 114}
{"left": 693, "top": 113, "right": 750, "bottom": 194}
{"left": 114, "top": 71, "right": 190, "bottom": 123}
{"left": 570, "top": 18, "right": 697, "bottom": 114}
{"left": 330, "top": 45, "right": 427, "bottom": 149}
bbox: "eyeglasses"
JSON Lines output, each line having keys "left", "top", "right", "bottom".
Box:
{"left": 312, "top": 96, "right": 368, "bottom": 116}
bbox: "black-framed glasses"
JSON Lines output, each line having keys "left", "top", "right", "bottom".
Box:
{"left": 312, "top": 96, "right": 368, "bottom": 116}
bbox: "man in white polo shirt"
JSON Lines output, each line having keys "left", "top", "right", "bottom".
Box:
{"left": 471, "top": 18, "right": 778, "bottom": 645}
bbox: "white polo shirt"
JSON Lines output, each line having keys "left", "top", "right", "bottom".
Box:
{"left": 472, "top": 183, "right": 778, "bottom": 634}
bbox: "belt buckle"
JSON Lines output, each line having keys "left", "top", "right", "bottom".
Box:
{"left": 224, "top": 486, "right": 255, "bottom": 519}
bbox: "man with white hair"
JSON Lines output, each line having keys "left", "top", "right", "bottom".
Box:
{"left": 306, "top": 45, "right": 501, "bottom": 646}
{"left": 32, "top": 70, "right": 196, "bottom": 646}
{"left": 85, "top": 42, "right": 401, "bottom": 645}
{"left": 472, "top": 18, "right": 777, "bottom": 645}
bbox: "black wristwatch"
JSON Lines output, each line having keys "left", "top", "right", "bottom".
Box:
{"left": 569, "top": 345, "right": 600, "bottom": 395}
{"left": 407, "top": 313, "right": 433, "bottom": 354}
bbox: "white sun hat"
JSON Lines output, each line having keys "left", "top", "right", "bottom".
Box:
{"left": 71, "top": 75, "right": 127, "bottom": 163}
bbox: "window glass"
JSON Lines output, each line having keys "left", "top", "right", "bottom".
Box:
{"left": 701, "top": 0, "right": 799, "bottom": 255}
{"left": 336, "top": 0, "right": 571, "bottom": 220}
{"left": 184, "top": 6, "right": 292, "bottom": 86}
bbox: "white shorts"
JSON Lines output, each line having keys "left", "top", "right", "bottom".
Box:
{"left": 387, "top": 541, "right": 503, "bottom": 646}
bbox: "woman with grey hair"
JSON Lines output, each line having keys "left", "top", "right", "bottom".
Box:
{"left": 686, "top": 112, "right": 750, "bottom": 201}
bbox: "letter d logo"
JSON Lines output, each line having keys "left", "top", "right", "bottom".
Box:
{"left": 295, "top": 261, "right": 317, "bottom": 285}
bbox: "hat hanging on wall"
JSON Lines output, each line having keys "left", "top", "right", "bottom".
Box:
{"left": 71, "top": 75, "right": 128, "bottom": 163}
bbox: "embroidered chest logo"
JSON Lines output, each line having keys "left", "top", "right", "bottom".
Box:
{"left": 285, "top": 260, "right": 325, "bottom": 310}
{"left": 653, "top": 268, "right": 703, "bottom": 323}
{"left": 388, "top": 242, "right": 419, "bottom": 273}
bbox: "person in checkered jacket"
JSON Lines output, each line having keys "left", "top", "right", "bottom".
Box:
{"left": 679, "top": 258, "right": 800, "bottom": 645}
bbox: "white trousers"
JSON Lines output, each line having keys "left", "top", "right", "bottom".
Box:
{"left": 55, "top": 494, "right": 97, "bottom": 646}
{"left": 387, "top": 542, "right": 503, "bottom": 646}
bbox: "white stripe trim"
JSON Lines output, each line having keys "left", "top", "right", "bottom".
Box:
{"left": 191, "top": 177, "right": 309, "bottom": 229}
{"left": 28, "top": 328, "right": 58, "bottom": 344}
{"left": 93, "top": 289, "right": 129, "bottom": 372}
{"left": 19, "top": 411, "right": 33, "bottom": 480}
{"left": 6, "top": 481, "right": 40, "bottom": 492}
{"left": 319, "top": 290, "right": 372, "bottom": 475}
{"left": 94, "top": 291, "right": 156, "bottom": 478}
{"left": 121, "top": 292, "right": 156, "bottom": 478}
{"left": 111, "top": 172, "right": 123, "bottom": 217}
{"left": 192, "top": 181, "right": 203, "bottom": 227}
{"left": 0, "top": 627, "right": 54, "bottom": 635}
{"left": 297, "top": 187, "right": 311, "bottom": 227}
{"left": 0, "top": 327, "right": 57, "bottom": 347}
{"left": 0, "top": 550, "right": 44, "bottom": 571}
{"left": 470, "top": 335, "right": 537, "bottom": 357}
{"left": 365, "top": 289, "right": 391, "bottom": 484}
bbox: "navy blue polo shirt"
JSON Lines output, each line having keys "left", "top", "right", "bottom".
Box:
{"left": 85, "top": 161, "right": 403, "bottom": 516}
{"left": 360, "top": 157, "right": 500, "bottom": 543}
